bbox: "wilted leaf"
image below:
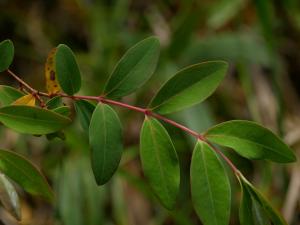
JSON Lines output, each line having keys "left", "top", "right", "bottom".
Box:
{"left": 45, "top": 48, "right": 61, "bottom": 95}
{"left": 12, "top": 94, "right": 35, "bottom": 106}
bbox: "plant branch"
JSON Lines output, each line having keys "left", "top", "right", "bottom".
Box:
{"left": 6, "top": 69, "right": 239, "bottom": 175}
{"left": 6, "top": 70, "right": 46, "bottom": 107}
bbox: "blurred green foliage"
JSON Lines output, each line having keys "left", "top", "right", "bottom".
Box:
{"left": 0, "top": 0, "right": 300, "bottom": 224}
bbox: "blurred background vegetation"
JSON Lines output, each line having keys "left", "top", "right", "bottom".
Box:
{"left": 0, "top": 0, "right": 300, "bottom": 224}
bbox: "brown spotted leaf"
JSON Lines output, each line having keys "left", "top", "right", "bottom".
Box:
{"left": 45, "top": 48, "right": 61, "bottom": 95}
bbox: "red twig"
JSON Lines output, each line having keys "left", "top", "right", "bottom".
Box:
{"left": 6, "top": 70, "right": 46, "bottom": 107}
{"left": 205, "top": 141, "right": 239, "bottom": 175}
{"left": 6, "top": 69, "right": 239, "bottom": 175}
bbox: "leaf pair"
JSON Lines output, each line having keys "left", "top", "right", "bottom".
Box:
{"left": 103, "top": 37, "right": 228, "bottom": 116}
{"left": 89, "top": 102, "right": 180, "bottom": 210}
{"left": 204, "top": 120, "right": 296, "bottom": 163}
{"left": 239, "top": 175, "right": 288, "bottom": 225}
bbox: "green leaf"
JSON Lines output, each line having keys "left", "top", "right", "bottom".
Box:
{"left": 0, "top": 40, "right": 14, "bottom": 72}
{"left": 239, "top": 179, "right": 255, "bottom": 225}
{"left": 239, "top": 178, "right": 271, "bottom": 225}
{"left": 190, "top": 141, "right": 231, "bottom": 225}
{"left": 0, "top": 105, "right": 71, "bottom": 135}
{"left": 204, "top": 120, "right": 296, "bottom": 163}
{"left": 0, "top": 173, "right": 21, "bottom": 220}
{"left": 239, "top": 175, "right": 288, "bottom": 225}
{"left": 252, "top": 198, "right": 271, "bottom": 225}
{"left": 140, "top": 117, "right": 180, "bottom": 209}
{"left": 0, "top": 85, "right": 24, "bottom": 106}
{"left": 46, "top": 96, "right": 63, "bottom": 109}
{"left": 53, "top": 106, "right": 71, "bottom": 117}
{"left": 55, "top": 44, "right": 81, "bottom": 95}
{"left": 149, "top": 61, "right": 228, "bottom": 114}
{"left": 74, "top": 100, "right": 95, "bottom": 131}
{"left": 89, "top": 103, "right": 123, "bottom": 185}
{"left": 0, "top": 149, "right": 54, "bottom": 201}
{"left": 104, "top": 37, "right": 160, "bottom": 98}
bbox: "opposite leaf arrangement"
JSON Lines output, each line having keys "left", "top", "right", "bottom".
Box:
{"left": 0, "top": 37, "right": 296, "bottom": 224}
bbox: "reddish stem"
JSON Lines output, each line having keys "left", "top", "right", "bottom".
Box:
{"left": 7, "top": 70, "right": 46, "bottom": 107}
{"left": 150, "top": 112, "right": 202, "bottom": 139}
{"left": 7, "top": 69, "right": 36, "bottom": 92}
{"left": 205, "top": 141, "right": 239, "bottom": 175}
{"left": 5, "top": 69, "right": 239, "bottom": 175}
{"left": 101, "top": 98, "right": 147, "bottom": 114}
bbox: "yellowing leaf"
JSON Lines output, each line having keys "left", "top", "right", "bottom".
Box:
{"left": 12, "top": 94, "right": 35, "bottom": 106}
{"left": 45, "top": 48, "right": 61, "bottom": 95}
